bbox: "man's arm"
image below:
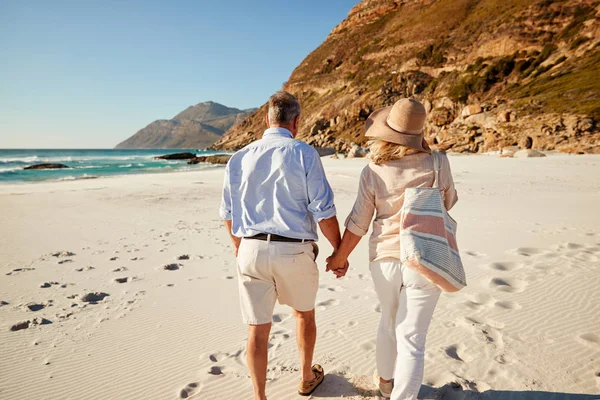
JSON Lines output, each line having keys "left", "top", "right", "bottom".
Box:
{"left": 220, "top": 162, "right": 240, "bottom": 256}
{"left": 224, "top": 219, "right": 241, "bottom": 257}
{"left": 318, "top": 216, "right": 342, "bottom": 250}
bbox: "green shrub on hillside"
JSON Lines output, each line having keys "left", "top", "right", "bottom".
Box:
{"left": 416, "top": 43, "right": 447, "bottom": 67}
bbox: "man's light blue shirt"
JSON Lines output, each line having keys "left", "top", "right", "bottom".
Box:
{"left": 220, "top": 127, "right": 336, "bottom": 241}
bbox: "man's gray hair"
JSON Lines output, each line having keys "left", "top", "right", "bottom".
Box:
{"left": 268, "top": 91, "right": 300, "bottom": 126}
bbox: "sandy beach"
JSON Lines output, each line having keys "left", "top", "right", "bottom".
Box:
{"left": 1, "top": 154, "right": 599, "bottom": 400}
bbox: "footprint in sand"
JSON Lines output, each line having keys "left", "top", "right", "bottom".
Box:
{"left": 462, "top": 293, "right": 495, "bottom": 310}
{"left": 464, "top": 250, "right": 486, "bottom": 258}
{"left": 51, "top": 251, "right": 76, "bottom": 258}
{"left": 6, "top": 268, "right": 35, "bottom": 276}
{"left": 489, "top": 277, "right": 526, "bottom": 293}
{"left": 359, "top": 339, "right": 376, "bottom": 351}
{"left": 177, "top": 255, "right": 190, "bottom": 260}
{"left": 80, "top": 292, "right": 110, "bottom": 304}
{"left": 444, "top": 344, "right": 476, "bottom": 363}
{"left": 272, "top": 313, "right": 290, "bottom": 323}
{"left": 577, "top": 333, "right": 600, "bottom": 347}
{"left": 487, "top": 262, "right": 519, "bottom": 272}
{"left": 494, "top": 300, "right": 522, "bottom": 310}
{"left": 26, "top": 303, "right": 46, "bottom": 312}
{"left": 163, "top": 263, "right": 182, "bottom": 271}
{"left": 208, "top": 366, "right": 223, "bottom": 375}
{"left": 114, "top": 277, "right": 129, "bottom": 284}
{"left": 512, "top": 247, "right": 547, "bottom": 257}
{"left": 317, "top": 299, "right": 340, "bottom": 309}
{"left": 179, "top": 382, "right": 201, "bottom": 398}
{"left": 494, "top": 354, "right": 514, "bottom": 365}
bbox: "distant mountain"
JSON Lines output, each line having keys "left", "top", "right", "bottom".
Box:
{"left": 116, "top": 101, "right": 255, "bottom": 149}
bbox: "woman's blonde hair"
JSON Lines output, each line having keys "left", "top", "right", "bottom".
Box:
{"left": 368, "top": 139, "right": 421, "bottom": 165}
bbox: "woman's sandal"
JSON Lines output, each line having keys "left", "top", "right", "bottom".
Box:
{"left": 297, "top": 364, "right": 325, "bottom": 396}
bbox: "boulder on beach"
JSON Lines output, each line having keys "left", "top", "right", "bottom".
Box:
{"left": 24, "top": 163, "right": 69, "bottom": 170}
{"left": 315, "top": 147, "right": 336, "bottom": 157}
{"left": 500, "top": 146, "right": 520, "bottom": 157}
{"left": 347, "top": 144, "right": 367, "bottom": 158}
{"left": 155, "top": 152, "right": 197, "bottom": 160}
{"left": 514, "top": 149, "right": 547, "bottom": 158}
{"left": 187, "top": 155, "right": 232, "bottom": 165}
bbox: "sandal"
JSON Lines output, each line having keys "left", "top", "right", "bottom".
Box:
{"left": 372, "top": 370, "right": 392, "bottom": 398}
{"left": 298, "top": 364, "right": 325, "bottom": 396}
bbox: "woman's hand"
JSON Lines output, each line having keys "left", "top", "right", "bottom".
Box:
{"left": 326, "top": 253, "right": 349, "bottom": 278}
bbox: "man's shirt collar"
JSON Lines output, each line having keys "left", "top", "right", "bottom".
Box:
{"left": 264, "top": 127, "right": 293, "bottom": 139}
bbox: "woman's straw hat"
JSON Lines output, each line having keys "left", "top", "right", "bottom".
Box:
{"left": 365, "top": 98, "right": 431, "bottom": 153}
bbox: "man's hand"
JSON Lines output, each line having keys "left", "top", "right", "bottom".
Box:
{"left": 326, "top": 252, "right": 349, "bottom": 279}
{"left": 224, "top": 220, "right": 241, "bottom": 257}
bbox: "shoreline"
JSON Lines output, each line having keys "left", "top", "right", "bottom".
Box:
{"left": 1, "top": 151, "right": 595, "bottom": 187}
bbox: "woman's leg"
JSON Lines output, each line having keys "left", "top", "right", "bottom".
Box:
{"left": 392, "top": 267, "right": 441, "bottom": 400}
{"left": 370, "top": 260, "right": 403, "bottom": 381}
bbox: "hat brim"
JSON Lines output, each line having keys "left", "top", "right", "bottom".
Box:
{"left": 365, "top": 106, "right": 431, "bottom": 153}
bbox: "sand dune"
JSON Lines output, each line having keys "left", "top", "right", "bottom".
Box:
{"left": 1, "top": 154, "right": 599, "bottom": 399}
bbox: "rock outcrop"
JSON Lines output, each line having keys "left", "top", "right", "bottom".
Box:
{"left": 116, "top": 102, "right": 255, "bottom": 149}
{"left": 212, "top": 0, "right": 599, "bottom": 154}
{"left": 155, "top": 152, "right": 197, "bottom": 160}
{"left": 187, "top": 155, "right": 232, "bottom": 165}
{"left": 24, "top": 163, "right": 69, "bottom": 170}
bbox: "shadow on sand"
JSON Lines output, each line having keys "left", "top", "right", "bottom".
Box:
{"left": 418, "top": 384, "right": 599, "bottom": 400}
{"left": 310, "top": 375, "right": 599, "bottom": 399}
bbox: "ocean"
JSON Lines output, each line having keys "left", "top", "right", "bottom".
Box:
{"left": 0, "top": 149, "right": 227, "bottom": 183}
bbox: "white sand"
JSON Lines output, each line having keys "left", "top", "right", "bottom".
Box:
{"left": 1, "top": 154, "right": 599, "bottom": 399}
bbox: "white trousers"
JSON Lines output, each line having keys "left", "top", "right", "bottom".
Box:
{"left": 370, "top": 259, "right": 441, "bottom": 400}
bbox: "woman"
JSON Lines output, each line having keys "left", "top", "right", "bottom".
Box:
{"left": 326, "top": 98, "right": 458, "bottom": 399}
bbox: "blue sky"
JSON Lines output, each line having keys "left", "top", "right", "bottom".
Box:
{"left": 0, "top": 0, "right": 357, "bottom": 148}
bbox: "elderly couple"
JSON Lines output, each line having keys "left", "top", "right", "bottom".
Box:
{"left": 220, "top": 91, "right": 458, "bottom": 400}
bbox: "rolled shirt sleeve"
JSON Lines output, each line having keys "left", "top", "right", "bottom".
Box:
{"left": 219, "top": 163, "right": 233, "bottom": 220}
{"left": 440, "top": 154, "right": 458, "bottom": 211}
{"left": 345, "top": 166, "right": 375, "bottom": 236}
{"left": 305, "top": 150, "right": 336, "bottom": 222}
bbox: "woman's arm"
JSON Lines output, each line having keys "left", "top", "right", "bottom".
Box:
{"left": 326, "top": 166, "right": 375, "bottom": 276}
{"left": 326, "top": 229, "right": 362, "bottom": 276}
{"left": 440, "top": 153, "right": 458, "bottom": 210}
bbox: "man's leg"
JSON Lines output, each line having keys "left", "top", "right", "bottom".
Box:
{"left": 294, "top": 308, "right": 317, "bottom": 382}
{"left": 247, "top": 323, "right": 272, "bottom": 400}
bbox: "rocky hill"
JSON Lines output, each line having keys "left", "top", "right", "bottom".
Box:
{"left": 212, "top": 0, "right": 600, "bottom": 154}
{"left": 116, "top": 102, "right": 254, "bottom": 149}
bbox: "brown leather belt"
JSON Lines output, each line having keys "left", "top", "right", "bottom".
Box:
{"left": 245, "top": 233, "right": 312, "bottom": 243}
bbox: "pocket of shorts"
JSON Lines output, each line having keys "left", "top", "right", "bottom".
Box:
{"left": 237, "top": 241, "right": 259, "bottom": 274}
{"left": 278, "top": 243, "right": 312, "bottom": 258}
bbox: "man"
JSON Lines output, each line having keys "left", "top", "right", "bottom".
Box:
{"left": 220, "top": 91, "right": 343, "bottom": 399}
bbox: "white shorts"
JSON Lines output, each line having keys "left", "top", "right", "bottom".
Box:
{"left": 236, "top": 238, "right": 319, "bottom": 325}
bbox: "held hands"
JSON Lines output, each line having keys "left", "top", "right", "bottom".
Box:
{"left": 326, "top": 252, "right": 349, "bottom": 279}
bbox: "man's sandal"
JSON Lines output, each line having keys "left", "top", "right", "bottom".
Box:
{"left": 298, "top": 364, "right": 325, "bottom": 396}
